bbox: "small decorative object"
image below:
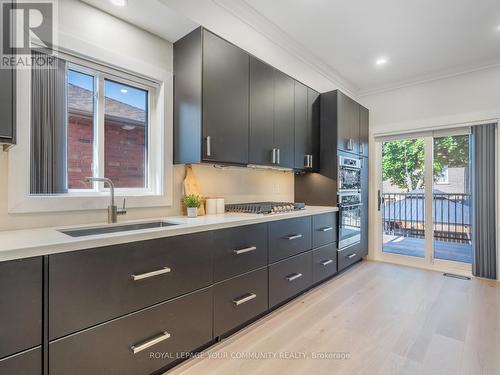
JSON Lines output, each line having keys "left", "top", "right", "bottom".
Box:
{"left": 183, "top": 165, "right": 205, "bottom": 216}
{"left": 182, "top": 194, "right": 204, "bottom": 218}
{"left": 205, "top": 198, "right": 218, "bottom": 215}
{"left": 216, "top": 198, "right": 225, "bottom": 214}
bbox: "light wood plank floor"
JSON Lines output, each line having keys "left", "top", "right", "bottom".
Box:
{"left": 166, "top": 261, "right": 500, "bottom": 375}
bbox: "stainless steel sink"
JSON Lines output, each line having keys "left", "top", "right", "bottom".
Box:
{"left": 59, "top": 221, "right": 179, "bottom": 237}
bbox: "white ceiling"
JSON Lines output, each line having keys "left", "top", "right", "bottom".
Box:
{"left": 243, "top": 0, "right": 500, "bottom": 94}
{"left": 81, "top": 0, "right": 198, "bottom": 42}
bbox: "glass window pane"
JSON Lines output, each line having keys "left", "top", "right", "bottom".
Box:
{"left": 104, "top": 80, "right": 148, "bottom": 189}
{"left": 67, "top": 70, "right": 95, "bottom": 189}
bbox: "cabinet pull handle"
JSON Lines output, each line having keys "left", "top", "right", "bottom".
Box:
{"left": 347, "top": 253, "right": 357, "bottom": 259}
{"left": 347, "top": 139, "right": 354, "bottom": 151}
{"left": 319, "top": 227, "right": 333, "bottom": 232}
{"left": 286, "top": 273, "right": 303, "bottom": 282}
{"left": 131, "top": 331, "right": 171, "bottom": 354}
{"left": 233, "top": 246, "right": 257, "bottom": 255}
{"left": 286, "top": 234, "right": 303, "bottom": 240}
{"left": 320, "top": 259, "right": 333, "bottom": 266}
{"left": 132, "top": 267, "right": 171, "bottom": 281}
{"left": 276, "top": 148, "right": 280, "bottom": 164}
{"left": 233, "top": 293, "right": 257, "bottom": 306}
{"left": 309, "top": 155, "right": 313, "bottom": 168}
{"left": 360, "top": 144, "right": 364, "bottom": 154}
{"left": 304, "top": 155, "right": 309, "bottom": 168}
{"left": 206, "top": 136, "right": 211, "bottom": 157}
{"left": 271, "top": 148, "right": 276, "bottom": 164}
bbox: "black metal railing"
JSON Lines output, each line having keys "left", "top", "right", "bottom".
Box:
{"left": 382, "top": 193, "right": 471, "bottom": 244}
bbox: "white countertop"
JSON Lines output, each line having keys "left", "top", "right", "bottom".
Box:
{"left": 0, "top": 206, "right": 338, "bottom": 262}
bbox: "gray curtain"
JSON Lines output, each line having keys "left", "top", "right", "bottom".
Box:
{"left": 30, "top": 52, "right": 67, "bottom": 194}
{"left": 472, "top": 123, "right": 497, "bottom": 279}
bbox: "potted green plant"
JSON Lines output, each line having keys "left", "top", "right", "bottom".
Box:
{"left": 182, "top": 194, "right": 204, "bottom": 218}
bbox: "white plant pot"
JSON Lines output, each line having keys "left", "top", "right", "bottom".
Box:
{"left": 187, "top": 207, "right": 198, "bottom": 218}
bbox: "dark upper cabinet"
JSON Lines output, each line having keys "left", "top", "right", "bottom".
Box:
{"left": 174, "top": 28, "right": 248, "bottom": 165}
{"left": 273, "top": 70, "right": 294, "bottom": 168}
{"left": 249, "top": 57, "right": 275, "bottom": 165}
{"left": 0, "top": 66, "right": 15, "bottom": 145}
{"left": 294, "top": 84, "right": 319, "bottom": 171}
{"left": 337, "top": 91, "right": 360, "bottom": 155}
{"left": 359, "top": 104, "right": 369, "bottom": 158}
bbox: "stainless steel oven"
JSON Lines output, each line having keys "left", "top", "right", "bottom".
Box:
{"left": 338, "top": 192, "right": 362, "bottom": 249}
{"left": 338, "top": 155, "right": 361, "bottom": 192}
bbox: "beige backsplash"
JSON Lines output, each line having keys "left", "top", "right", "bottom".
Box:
{"left": 0, "top": 153, "right": 294, "bottom": 231}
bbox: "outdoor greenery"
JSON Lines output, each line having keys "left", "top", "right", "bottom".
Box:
{"left": 181, "top": 194, "right": 204, "bottom": 208}
{"left": 382, "top": 135, "right": 470, "bottom": 192}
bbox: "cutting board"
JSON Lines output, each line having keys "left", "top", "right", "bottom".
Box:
{"left": 183, "top": 164, "right": 205, "bottom": 216}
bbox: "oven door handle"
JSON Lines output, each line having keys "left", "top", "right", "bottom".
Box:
{"left": 339, "top": 203, "right": 363, "bottom": 208}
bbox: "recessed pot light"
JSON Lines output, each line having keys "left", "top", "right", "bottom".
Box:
{"left": 109, "top": 0, "right": 127, "bottom": 7}
{"left": 375, "top": 57, "right": 388, "bottom": 66}
{"left": 121, "top": 89, "right": 128, "bottom": 94}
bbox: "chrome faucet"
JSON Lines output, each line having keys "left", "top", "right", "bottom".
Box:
{"left": 86, "top": 177, "right": 127, "bottom": 224}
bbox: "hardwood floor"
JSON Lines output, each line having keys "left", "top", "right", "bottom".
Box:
{"left": 166, "top": 261, "right": 500, "bottom": 375}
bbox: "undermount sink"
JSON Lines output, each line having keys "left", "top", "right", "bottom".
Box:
{"left": 59, "top": 221, "right": 179, "bottom": 237}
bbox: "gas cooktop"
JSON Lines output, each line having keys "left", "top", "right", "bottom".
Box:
{"left": 225, "top": 202, "right": 306, "bottom": 215}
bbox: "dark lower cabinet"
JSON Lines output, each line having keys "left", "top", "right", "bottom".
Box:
{"left": 338, "top": 247, "right": 363, "bottom": 272}
{"left": 269, "top": 251, "right": 313, "bottom": 307}
{"left": 312, "top": 243, "right": 338, "bottom": 283}
{"left": 0, "top": 257, "right": 42, "bottom": 359}
{"left": 0, "top": 346, "right": 41, "bottom": 375}
{"left": 49, "top": 232, "right": 214, "bottom": 339}
{"left": 268, "top": 216, "right": 312, "bottom": 263}
{"left": 213, "top": 268, "right": 268, "bottom": 337}
{"left": 49, "top": 288, "right": 213, "bottom": 375}
{"left": 312, "top": 212, "right": 337, "bottom": 248}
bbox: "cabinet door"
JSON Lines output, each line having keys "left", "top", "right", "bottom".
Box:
{"left": 360, "top": 157, "right": 369, "bottom": 257}
{"left": 337, "top": 91, "right": 359, "bottom": 154}
{"left": 202, "top": 30, "right": 249, "bottom": 164}
{"left": 359, "top": 105, "right": 369, "bottom": 157}
{"left": 0, "top": 347, "right": 41, "bottom": 375}
{"left": 0, "top": 67, "right": 13, "bottom": 141}
{"left": 249, "top": 57, "right": 275, "bottom": 165}
{"left": 308, "top": 88, "right": 320, "bottom": 171}
{"left": 273, "top": 70, "right": 294, "bottom": 168}
{"left": 294, "top": 81, "right": 308, "bottom": 169}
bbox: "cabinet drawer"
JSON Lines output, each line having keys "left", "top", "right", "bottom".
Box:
{"left": 213, "top": 224, "right": 268, "bottom": 282}
{"left": 269, "top": 251, "right": 312, "bottom": 307}
{"left": 312, "top": 213, "right": 337, "bottom": 248}
{"left": 0, "top": 257, "right": 42, "bottom": 358}
{"left": 214, "top": 267, "right": 268, "bottom": 337}
{"left": 338, "top": 246, "right": 362, "bottom": 272}
{"left": 0, "top": 346, "right": 41, "bottom": 375}
{"left": 312, "top": 243, "right": 338, "bottom": 283}
{"left": 269, "top": 217, "right": 312, "bottom": 263}
{"left": 50, "top": 288, "right": 213, "bottom": 375}
{"left": 49, "top": 232, "right": 213, "bottom": 339}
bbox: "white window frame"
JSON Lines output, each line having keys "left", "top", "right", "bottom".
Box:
{"left": 7, "top": 43, "right": 173, "bottom": 213}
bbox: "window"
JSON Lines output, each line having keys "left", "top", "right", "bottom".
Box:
{"left": 67, "top": 64, "right": 151, "bottom": 192}
{"left": 435, "top": 165, "right": 449, "bottom": 184}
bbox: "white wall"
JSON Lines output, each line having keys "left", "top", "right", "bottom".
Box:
{"left": 0, "top": 0, "right": 294, "bottom": 231}
{"left": 360, "top": 66, "right": 500, "bottom": 275}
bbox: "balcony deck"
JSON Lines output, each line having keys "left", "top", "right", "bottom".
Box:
{"left": 383, "top": 235, "right": 472, "bottom": 263}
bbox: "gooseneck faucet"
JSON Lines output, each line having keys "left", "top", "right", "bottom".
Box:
{"left": 86, "top": 177, "right": 127, "bottom": 223}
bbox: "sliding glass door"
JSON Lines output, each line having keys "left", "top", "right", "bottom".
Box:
{"left": 378, "top": 130, "right": 472, "bottom": 270}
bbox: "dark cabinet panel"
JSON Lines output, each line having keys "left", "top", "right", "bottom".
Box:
{"left": 273, "top": 70, "right": 294, "bottom": 168}
{"left": 312, "top": 212, "right": 337, "bottom": 248}
{"left": 312, "top": 243, "right": 338, "bottom": 283}
{"left": 337, "top": 91, "right": 360, "bottom": 154}
{"left": 294, "top": 81, "right": 308, "bottom": 169}
{"left": 249, "top": 56, "right": 275, "bottom": 165}
{"left": 49, "top": 232, "right": 213, "bottom": 339}
{"left": 0, "top": 257, "right": 42, "bottom": 359}
{"left": 203, "top": 30, "right": 249, "bottom": 164}
{"left": 359, "top": 105, "right": 369, "bottom": 157}
{"left": 0, "top": 66, "right": 15, "bottom": 143}
{"left": 213, "top": 223, "right": 268, "bottom": 282}
{"left": 0, "top": 346, "right": 41, "bottom": 375}
{"left": 213, "top": 268, "right": 268, "bottom": 337}
{"left": 308, "top": 88, "right": 320, "bottom": 171}
{"left": 338, "top": 246, "right": 362, "bottom": 272}
{"left": 50, "top": 288, "right": 213, "bottom": 375}
{"left": 268, "top": 216, "right": 312, "bottom": 263}
{"left": 360, "top": 158, "right": 369, "bottom": 257}
{"left": 269, "top": 251, "right": 312, "bottom": 307}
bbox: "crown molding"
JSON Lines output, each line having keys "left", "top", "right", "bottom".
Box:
{"left": 212, "top": 0, "right": 358, "bottom": 96}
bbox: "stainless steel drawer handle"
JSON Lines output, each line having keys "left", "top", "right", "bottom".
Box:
{"left": 286, "top": 273, "right": 303, "bottom": 282}
{"left": 131, "top": 331, "right": 171, "bottom": 354}
{"left": 320, "top": 259, "right": 333, "bottom": 266}
{"left": 206, "top": 136, "right": 212, "bottom": 157}
{"left": 233, "top": 293, "right": 257, "bottom": 306}
{"left": 233, "top": 246, "right": 257, "bottom": 255}
{"left": 347, "top": 253, "right": 357, "bottom": 259}
{"left": 132, "top": 267, "right": 171, "bottom": 281}
{"left": 286, "top": 234, "right": 303, "bottom": 240}
{"left": 319, "top": 227, "right": 333, "bottom": 232}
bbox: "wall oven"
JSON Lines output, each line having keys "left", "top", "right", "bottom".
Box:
{"left": 338, "top": 155, "right": 361, "bottom": 192}
{"left": 338, "top": 192, "right": 362, "bottom": 249}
